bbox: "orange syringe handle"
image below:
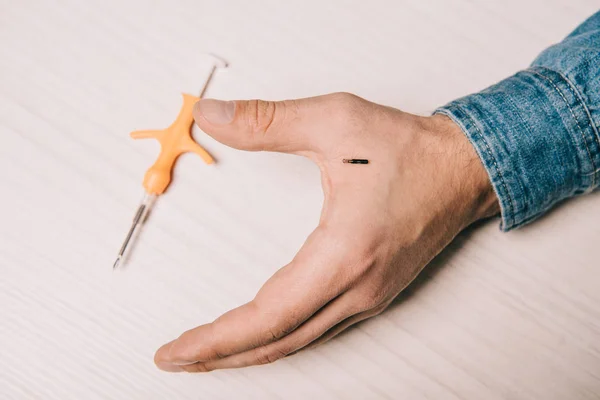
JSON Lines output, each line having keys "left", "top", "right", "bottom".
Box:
{"left": 130, "top": 93, "right": 214, "bottom": 195}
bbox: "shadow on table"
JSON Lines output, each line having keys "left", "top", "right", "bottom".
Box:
{"left": 323, "top": 217, "right": 490, "bottom": 343}
{"left": 312, "top": 189, "right": 600, "bottom": 345}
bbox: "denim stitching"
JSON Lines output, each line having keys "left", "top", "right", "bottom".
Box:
{"left": 560, "top": 71, "right": 600, "bottom": 149}
{"left": 529, "top": 68, "right": 597, "bottom": 188}
{"left": 541, "top": 60, "right": 600, "bottom": 187}
{"left": 538, "top": 58, "right": 600, "bottom": 150}
{"left": 444, "top": 106, "right": 517, "bottom": 228}
{"left": 584, "top": 167, "right": 600, "bottom": 176}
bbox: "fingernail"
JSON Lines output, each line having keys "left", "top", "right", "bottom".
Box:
{"left": 156, "top": 362, "right": 184, "bottom": 373}
{"left": 194, "top": 99, "right": 235, "bottom": 124}
{"left": 172, "top": 360, "right": 197, "bottom": 366}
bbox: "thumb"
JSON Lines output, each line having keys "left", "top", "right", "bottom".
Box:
{"left": 192, "top": 97, "right": 328, "bottom": 154}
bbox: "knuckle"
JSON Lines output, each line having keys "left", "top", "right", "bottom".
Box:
{"left": 329, "top": 92, "right": 361, "bottom": 109}
{"left": 372, "top": 302, "right": 389, "bottom": 316}
{"left": 343, "top": 246, "right": 379, "bottom": 283}
{"left": 327, "top": 92, "right": 366, "bottom": 124}
{"left": 247, "top": 99, "right": 277, "bottom": 138}
{"left": 252, "top": 301, "right": 297, "bottom": 346}
{"left": 254, "top": 346, "right": 287, "bottom": 365}
{"left": 260, "top": 319, "right": 294, "bottom": 346}
{"left": 202, "top": 324, "right": 227, "bottom": 361}
{"left": 210, "top": 347, "right": 227, "bottom": 361}
{"left": 191, "top": 363, "right": 213, "bottom": 373}
{"left": 361, "top": 286, "right": 388, "bottom": 310}
{"left": 265, "top": 326, "right": 278, "bottom": 344}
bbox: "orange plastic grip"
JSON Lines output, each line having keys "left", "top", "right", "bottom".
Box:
{"left": 130, "top": 94, "right": 214, "bottom": 195}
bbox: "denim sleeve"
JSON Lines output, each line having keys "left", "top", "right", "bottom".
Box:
{"left": 435, "top": 11, "right": 600, "bottom": 231}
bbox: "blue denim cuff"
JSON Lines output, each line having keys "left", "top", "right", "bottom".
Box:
{"left": 435, "top": 66, "right": 600, "bottom": 231}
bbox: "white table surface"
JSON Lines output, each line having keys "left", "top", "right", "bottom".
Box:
{"left": 2, "top": 1, "right": 600, "bottom": 399}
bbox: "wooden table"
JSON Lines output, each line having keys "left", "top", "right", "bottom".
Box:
{"left": 2, "top": 1, "right": 599, "bottom": 399}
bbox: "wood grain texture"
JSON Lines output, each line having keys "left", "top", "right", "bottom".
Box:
{"left": 1, "top": 0, "right": 599, "bottom": 399}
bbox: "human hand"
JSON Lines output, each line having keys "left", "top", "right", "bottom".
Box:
{"left": 154, "top": 93, "right": 499, "bottom": 372}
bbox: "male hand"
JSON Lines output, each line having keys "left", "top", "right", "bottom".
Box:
{"left": 154, "top": 93, "right": 499, "bottom": 372}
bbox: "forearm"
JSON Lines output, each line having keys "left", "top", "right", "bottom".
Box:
{"left": 435, "top": 11, "right": 600, "bottom": 230}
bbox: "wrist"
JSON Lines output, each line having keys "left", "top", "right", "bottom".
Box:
{"left": 422, "top": 114, "right": 500, "bottom": 228}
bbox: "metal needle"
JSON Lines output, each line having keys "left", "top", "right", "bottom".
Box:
{"left": 113, "top": 193, "right": 155, "bottom": 269}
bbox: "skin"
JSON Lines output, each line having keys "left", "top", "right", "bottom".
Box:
{"left": 154, "top": 92, "right": 500, "bottom": 373}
